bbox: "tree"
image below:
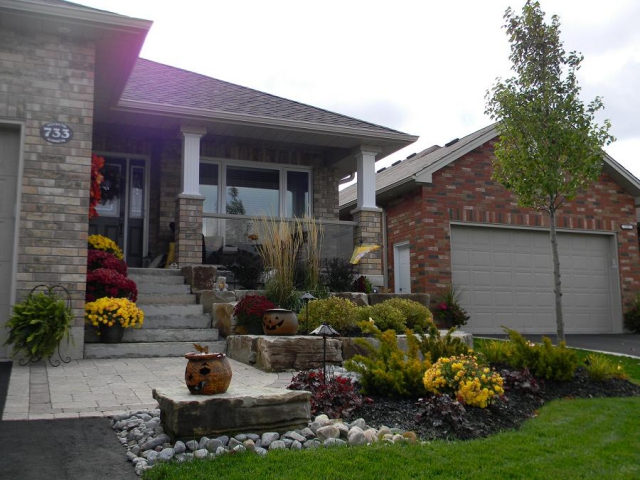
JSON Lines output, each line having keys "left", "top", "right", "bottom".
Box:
{"left": 485, "top": 1, "right": 614, "bottom": 342}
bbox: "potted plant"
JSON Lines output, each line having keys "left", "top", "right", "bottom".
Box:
{"left": 84, "top": 297, "right": 144, "bottom": 343}
{"left": 233, "top": 294, "right": 275, "bottom": 334}
{"left": 4, "top": 286, "right": 73, "bottom": 362}
{"left": 432, "top": 284, "right": 470, "bottom": 328}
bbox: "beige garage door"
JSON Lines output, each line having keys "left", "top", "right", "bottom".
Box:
{"left": 0, "top": 126, "right": 19, "bottom": 358}
{"left": 451, "top": 225, "right": 619, "bottom": 334}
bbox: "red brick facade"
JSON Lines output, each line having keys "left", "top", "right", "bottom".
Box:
{"left": 386, "top": 139, "right": 640, "bottom": 310}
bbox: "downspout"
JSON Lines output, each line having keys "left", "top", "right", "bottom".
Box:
{"left": 382, "top": 208, "right": 389, "bottom": 290}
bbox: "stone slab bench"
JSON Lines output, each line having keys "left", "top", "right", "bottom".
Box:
{"left": 153, "top": 385, "right": 311, "bottom": 440}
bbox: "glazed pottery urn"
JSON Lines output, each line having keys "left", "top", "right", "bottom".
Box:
{"left": 262, "top": 308, "right": 299, "bottom": 335}
{"left": 184, "top": 352, "right": 232, "bottom": 395}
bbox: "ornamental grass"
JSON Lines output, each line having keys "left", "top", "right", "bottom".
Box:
{"left": 85, "top": 297, "right": 144, "bottom": 329}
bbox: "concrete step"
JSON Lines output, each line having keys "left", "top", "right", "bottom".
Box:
{"left": 135, "top": 283, "right": 191, "bottom": 295}
{"left": 137, "top": 293, "right": 196, "bottom": 305}
{"left": 130, "top": 275, "right": 186, "bottom": 286}
{"left": 129, "top": 268, "right": 183, "bottom": 277}
{"left": 141, "top": 304, "right": 204, "bottom": 317}
{"left": 84, "top": 340, "right": 227, "bottom": 359}
{"left": 85, "top": 327, "right": 218, "bottom": 343}
{"left": 140, "top": 314, "right": 212, "bottom": 329}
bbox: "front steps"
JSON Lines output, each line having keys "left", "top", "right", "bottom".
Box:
{"left": 84, "top": 268, "right": 226, "bottom": 359}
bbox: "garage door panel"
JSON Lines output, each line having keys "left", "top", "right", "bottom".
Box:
{"left": 451, "top": 226, "right": 615, "bottom": 334}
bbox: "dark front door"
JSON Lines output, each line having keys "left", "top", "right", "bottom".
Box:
{"left": 89, "top": 157, "right": 146, "bottom": 267}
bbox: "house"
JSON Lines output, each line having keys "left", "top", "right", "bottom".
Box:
{"left": 0, "top": 0, "right": 417, "bottom": 359}
{"left": 339, "top": 124, "right": 640, "bottom": 334}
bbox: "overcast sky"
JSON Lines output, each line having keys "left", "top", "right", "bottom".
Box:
{"left": 76, "top": 0, "right": 640, "bottom": 177}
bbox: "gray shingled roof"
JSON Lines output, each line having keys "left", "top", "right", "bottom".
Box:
{"left": 340, "top": 124, "right": 498, "bottom": 206}
{"left": 121, "top": 58, "right": 409, "bottom": 136}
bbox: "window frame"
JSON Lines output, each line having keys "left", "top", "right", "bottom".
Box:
{"left": 199, "top": 157, "right": 312, "bottom": 218}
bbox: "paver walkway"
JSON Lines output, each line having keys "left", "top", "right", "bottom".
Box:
{"left": 1, "top": 357, "right": 294, "bottom": 421}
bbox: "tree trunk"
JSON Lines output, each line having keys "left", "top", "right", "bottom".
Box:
{"left": 549, "top": 209, "right": 565, "bottom": 343}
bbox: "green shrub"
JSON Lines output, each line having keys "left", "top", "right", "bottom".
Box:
{"left": 322, "top": 257, "right": 355, "bottom": 292}
{"left": 344, "top": 321, "right": 431, "bottom": 397}
{"left": 505, "top": 328, "right": 578, "bottom": 381}
{"left": 418, "top": 324, "right": 470, "bottom": 363}
{"left": 359, "top": 302, "right": 407, "bottom": 334}
{"left": 300, "top": 296, "right": 360, "bottom": 335}
{"left": 623, "top": 294, "right": 640, "bottom": 332}
{"left": 381, "top": 298, "right": 433, "bottom": 331}
{"left": 476, "top": 338, "right": 514, "bottom": 364}
{"left": 583, "top": 353, "right": 628, "bottom": 381}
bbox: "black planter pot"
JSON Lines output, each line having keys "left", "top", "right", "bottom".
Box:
{"left": 99, "top": 323, "right": 125, "bottom": 343}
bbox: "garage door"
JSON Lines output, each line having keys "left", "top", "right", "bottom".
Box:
{"left": 451, "top": 225, "right": 618, "bottom": 334}
{"left": 0, "top": 126, "right": 19, "bottom": 357}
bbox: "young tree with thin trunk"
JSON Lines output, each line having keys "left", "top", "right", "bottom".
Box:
{"left": 485, "top": 1, "right": 614, "bottom": 343}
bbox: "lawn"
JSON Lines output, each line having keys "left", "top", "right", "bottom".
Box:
{"left": 145, "top": 347, "right": 640, "bottom": 480}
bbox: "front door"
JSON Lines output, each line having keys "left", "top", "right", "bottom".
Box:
{"left": 89, "top": 156, "right": 147, "bottom": 267}
{"left": 394, "top": 242, "right": 411, "bottom": 294}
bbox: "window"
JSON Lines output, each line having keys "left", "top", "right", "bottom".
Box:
{"left": 199, "top": 159, "right": 311, "bottom": 217}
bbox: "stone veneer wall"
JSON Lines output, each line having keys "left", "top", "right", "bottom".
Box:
{"left": 385, "top": 139, "right": 640, "bottom": 309}
{"left": 0, "top": 28, "right": 96, "bottom": 358}
{"left": 351, "top": 209, "right": 383, "bottom": 281}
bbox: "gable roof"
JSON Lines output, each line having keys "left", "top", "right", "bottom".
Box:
{"left": 340, "top": 123, "right": 640, "bottom": 210}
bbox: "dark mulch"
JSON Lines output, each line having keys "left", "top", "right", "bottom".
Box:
{"left": 350, "top": 367, "right": 640, "bottom": 441}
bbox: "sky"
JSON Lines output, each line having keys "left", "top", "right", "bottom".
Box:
{"left": 75, "top": 0, "right": 640, "bottom": 177}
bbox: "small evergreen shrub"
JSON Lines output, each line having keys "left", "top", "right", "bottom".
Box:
{"left": 322, "top": 257, "right": 355, "bottom": 292}
{"left": 415, "top": 394, "right": 470, "bottom": 433}
{"left": 583, "top": 353, "right": 628, "bottom": 381}
{"left": 417, "top": 324, "right": 470, "bottom": 363}
{"left": 382, "top": 298, "right": 433, "bottom": 331}
{"left": 476, "top": 338, "right": 514, "bottom": 364}
{"left": 623, "top": 294, "right": 640, "bottom": 332}
{"left": 504, "top": 328, "right": 579, "bottom": 381}
{"left": 423, "top": 355, "right": 504, "bottom": 408}
{"left": 300, "top": 296, "right": 360, "bottom": 335}
{"left": 359, "top": 302, "right": 407, "bottom": 334}
{"left": 287, "top": 370, "right": 365, "bottom": 419}
{"left": 344, "top": 321, "right": 431, "bottom": 397}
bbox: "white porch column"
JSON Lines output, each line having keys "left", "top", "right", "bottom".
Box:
{"left": 354, "top": 146, "right": 382, "bottom": 211}
{"left": 180, "top": 126, "right": 206, "bottom": 195}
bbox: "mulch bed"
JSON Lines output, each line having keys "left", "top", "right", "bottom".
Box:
{"left": 350, "top": 367, "right": 640, "bottom": 441}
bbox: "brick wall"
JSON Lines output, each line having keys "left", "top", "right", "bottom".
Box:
{"left": 386, "top": 139, "right": 640, "bottom": 309}
{"left": 0, "top": 28, "right": 96, "bottom": 357}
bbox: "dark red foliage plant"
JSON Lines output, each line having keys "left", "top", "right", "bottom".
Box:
{"left": 86, "top": 268, "right": 138, "bottom": 302}
{"left": 287, "top": 370, "right": 366, "bottom": 419}
{"left": 233, "top": 294, "right": 276, "bottom": 328}
{"left": 87, "top": 249, "right": 127, "bottom": 276}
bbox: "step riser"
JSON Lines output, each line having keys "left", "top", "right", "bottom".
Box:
{"left": 142, "top": 305, "right": 204, "bottom": 317}
{"left": 128, "top": 268, "right": 183, "bottom": 277}
{"left": 84, "top": 341, "right": 227, "bottom": 359}
{"left": 136, "top": 284, "right": 191, "bottom": 295}
{"left": 140, "top": 315, "right": 212, "bottom": 329}
{"left": 137, "top": 294, "right": 196, "bottom": 305}
{"left": 130, "top": 276, "right": 186, "bottom": 286}
{"left": 85, "top": 328, "right": 219, "bottom": 343}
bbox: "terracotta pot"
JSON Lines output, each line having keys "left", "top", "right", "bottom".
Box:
{"left": 184, "top": 352, "right": 232, "bottom": 395}
{"left": 262, "top": 308, "right": 298, "bottom": 335}
{"left": 99, "top": 323, "right": 125, "bottom": 343}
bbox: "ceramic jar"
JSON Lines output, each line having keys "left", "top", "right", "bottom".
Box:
{"left": 184, "top": 352, "right": 232, "bottom": 395}
{"left": 262, "top": 308, "right": 299, "bottom": 335}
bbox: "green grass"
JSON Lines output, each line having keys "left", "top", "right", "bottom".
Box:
{"left": 144, "top": 347, "right": 640, "bottom": 480}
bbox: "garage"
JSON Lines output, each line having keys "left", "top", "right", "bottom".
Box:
{"left": 451, "top": 224, "right": 620, "bottom": 334}
{"left": 0, "top": 125, "right": 19, "bottom": 357}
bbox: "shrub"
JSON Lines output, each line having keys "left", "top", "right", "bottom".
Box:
{"left": 300, "top": 296, "right": 360, "bottom": 335}
{"left": 5, "top": 290, "right": 73, "bottom": 360}
{"left": 226, "top": 251, "right": 263, "bottom": 289}
{"left": 287, "top": 370, "right": 364, "bottom": 419}
{"left": 423, "top": 355, "right": 504, "bottom": 408}
{"left": 417, "top": 324, "right": 470, "bottom": 363}
{"left": 85, "top": 297, "right": 144, "bottom": 329}
{"left": 381, "top": 298, "right": 433, "bottom": 331}
{"left": 344, "top": 321, "right": 431, "bottom": 397}
{"left": 86, "top": 268, "right": 138, "bottom": 302}
{"left": 87, "top": 249, "right": 127, "bottom": 275}
{"left": 504, "top": 328, "right": 579, "bottom": 381}
{"left": 415, "top": 394, "right": 470, "bottom": 434}
{"left": 353, "top": 275, "right": 372, "bottom": 293}
{"left": 499, "top": 368, "right": 541, "bottom": 400}
{"left": 583, "top": 353, "right": 628, "bottom": 381}
{"left": 432, "top": 284, "right": 469, "bottom": 327}
{"left": 233, "top": 295, "right": 276, "bottom": 332}
{"left": 623, "top": 294, "right": 640, "bottom": 332}
{"left": 476, "top": 338, "right": 514, "bottom": 364}
{"left": 88, "top": 234, "right": 123, "bottom": 260}
{"left": 322, "top": 257, "right": 355, "bottom": 292}
{"left": 358, "top": 302, "right": 407, "bottom": 334}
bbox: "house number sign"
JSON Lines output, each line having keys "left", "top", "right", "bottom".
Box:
{"left": 41, "top": 122, "right": 73, "bottom": 144}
